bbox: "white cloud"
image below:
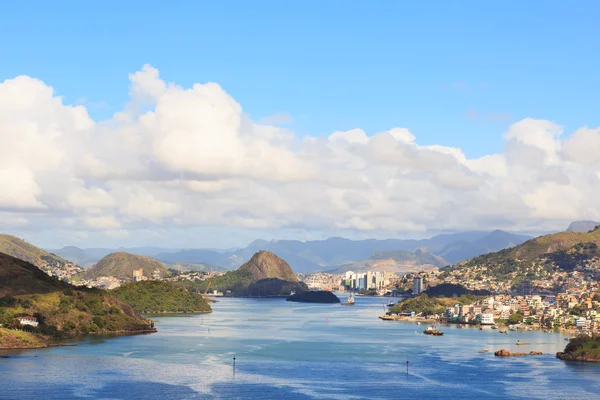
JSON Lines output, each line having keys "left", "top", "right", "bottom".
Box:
{"left": 0, "top": 66, "right": 599, "bottom": 247}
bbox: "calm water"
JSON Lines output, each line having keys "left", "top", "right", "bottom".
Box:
{"left": 1, "top": 296, "right": 599, "bottom": 399}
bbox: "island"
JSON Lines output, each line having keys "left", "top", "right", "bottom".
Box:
{"left": 556, "top": 335, "right": 600, "bottom": 362}
{"left": 286, "top": 291, "right": 341, "bottom": 303}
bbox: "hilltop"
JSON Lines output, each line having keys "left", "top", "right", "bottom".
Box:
{"left": 0, "top": 253, "right": 155, "bottom": 348}
{"left": 111, "top": 281, "right": 212, "bottom": 314}
{"left": 0, "top": 234, "right": 69, "bottom": 268}
{"left": 80, "top": 252, "right": 169, "bottom": 282}
{"left": 238, "top": 250, "right": 299, "bottom": 282}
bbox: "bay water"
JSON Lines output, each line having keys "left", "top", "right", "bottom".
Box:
{"left": 1, "top": 296, "right": 599, "bottom": 399}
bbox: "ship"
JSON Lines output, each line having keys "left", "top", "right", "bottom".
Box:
{"left": 423, "top": 325, "right": 444, "bottom": 336}
{"left": 342, "top": 293, "right": 355, "bottom": 306}
{"left": 386, "top": 300, "right": 396, "bottom": 307}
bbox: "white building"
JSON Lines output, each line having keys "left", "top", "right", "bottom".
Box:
{"left": 480, "top": 313, "right": 495, "bottom": 325}
{"left": 17, "top": 316, "right": 39, "bottom": 327}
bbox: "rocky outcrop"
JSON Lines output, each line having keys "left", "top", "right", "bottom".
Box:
{"left": 494, "top": 349, "right": 544, "bottom": 357}
{"left": 287, "top": 291, "right": 340, "bottom": 303}
{"left": 238, "top": 251, "right": 299, "bottom": 282}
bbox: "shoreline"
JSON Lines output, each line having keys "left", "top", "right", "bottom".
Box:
{"left": 0, "top": 328, "right": 157, "bottom": 351}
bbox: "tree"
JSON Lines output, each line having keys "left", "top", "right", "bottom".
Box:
{"left": 508, "top": 313, "right": 524, "bottom": 324}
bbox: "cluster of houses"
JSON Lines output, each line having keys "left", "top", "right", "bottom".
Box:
{"left": 442, "top": 291, "right": 600, "bottom": 334}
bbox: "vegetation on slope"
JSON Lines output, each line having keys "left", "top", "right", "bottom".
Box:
{"left": 0, "top": 254, "right": 154, "bottom": 348}
{"left": 81, "top": 252, "right": 169, "bottom": 281}
{"left": 112, "top": 281, "right": 212, "bottom": 313}
{"left": 0, "top": 289, "right": 154, "bottom": 338}
{"left": 0, "top": 252, "right": 70, "bottom": 296}
{"left": 0, "top": 327, "right": 47, "bottom": 349}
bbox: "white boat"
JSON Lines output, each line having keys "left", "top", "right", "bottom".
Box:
{"left": 342, "top": 293, "right": 355, "bottom": 306}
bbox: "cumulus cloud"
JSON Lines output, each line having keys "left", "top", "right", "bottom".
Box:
{"left": 0, "top": 65, "right": 599, "bottom": 247}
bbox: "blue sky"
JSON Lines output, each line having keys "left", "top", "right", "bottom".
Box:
{"left": 1, "top": 1, "right": 600, "bottom": 248}
{"left": 2, "top": 1, "right": 599, "bottom": 158}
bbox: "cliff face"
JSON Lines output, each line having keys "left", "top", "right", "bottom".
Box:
{"left": 237, "top": 250, "right": 299, "bottom": 282}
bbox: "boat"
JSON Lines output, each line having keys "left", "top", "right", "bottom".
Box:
{"left": 386, "top": 300, "right": 396, "bottom": 307}
{"left": 342, "top": 293, "right": 355, "bottom": 306}
{"left": 491, "top": 325, "right": 498, "bottom": 330}
{"left": 423, "top": 325, "right": 444, "bottom": 336}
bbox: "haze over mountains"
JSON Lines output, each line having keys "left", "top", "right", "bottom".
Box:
{"left": 49, "top": 229, "right": 531, "bottom": 273}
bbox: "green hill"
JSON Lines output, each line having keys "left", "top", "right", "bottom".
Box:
{"left": 112, "top": 281, "right": 212, "bottom": 313}
{"left": 81, "top": 252, "right": 169, "bottom": 281}
{"left": 0, "top": 252, "right": 70, "bottom": 296}
{"left": 0, "top": 252, "right": 154, "bottom": 348}
{"left": 0, "top": 234, "right": 75, "bottom": 269}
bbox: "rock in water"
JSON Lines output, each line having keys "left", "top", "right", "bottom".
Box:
{"left": 286, "top": 291, "right": 341, "bottom": 303}
{"left": 237, "top": 250, "right": 299, "bottom": 282}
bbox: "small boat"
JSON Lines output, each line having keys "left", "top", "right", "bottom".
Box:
{"left": 423, "top": 325, "right": 444, "bottom": 336}
{"left": 479, "top": 327, "right": 484, "bottom": 331}
{"left": 416, "top": 322, "right": 421, "bottom": 325}
{"left": 491, "top": 325, "right": 498, "bottom": 330}
{"left": 387, "top": 300, "right": 396, "bottom": 307}
{"left": 342, "top": 293, "right": 355, "bottom": 306}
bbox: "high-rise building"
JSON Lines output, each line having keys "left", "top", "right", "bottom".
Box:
{"left": 413, "top": 277, "right": 423, "bottom": 295}
{"left": 133, "top": 268, "right": 145, "bottom": 282}
{"left": 519, "top": 279, "right": 532, "bottom": 296}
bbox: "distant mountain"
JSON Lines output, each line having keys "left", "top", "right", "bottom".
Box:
{"left": 222, "top": 231, "right": 532, "bottom": 272}
{"left": 567, "top": 220, "right": 600, "bottom": 233}
{"left": 436, "top": 230, "right": 532, "bottom": 264}
{"left": 0, "top": 234, "right": 75, "bottom": 270}
{"left": 50, "top": 230, "right": 532, "bottom": 274}
{"left": 330, "top": 248, "right": 446, "bottom": 274}
{"left": 80, "top": 252, "right": 169, "bottom": 281}
{"left": 155, "top": 249, "right": 225, "bottom": 266}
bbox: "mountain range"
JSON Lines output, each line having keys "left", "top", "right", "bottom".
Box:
{"left": 48, "top": 230, "right": 532, "bottom": 273}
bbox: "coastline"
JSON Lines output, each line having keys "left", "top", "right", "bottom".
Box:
{"left": 556, "top": 352, "right": 600, "bottom": 363}
{"left": 0, "top": 327, "right": 157, "bottom": 351}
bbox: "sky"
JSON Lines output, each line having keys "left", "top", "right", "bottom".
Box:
{"left": 0, "top": 1, "right": 599, "bottom": 249}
